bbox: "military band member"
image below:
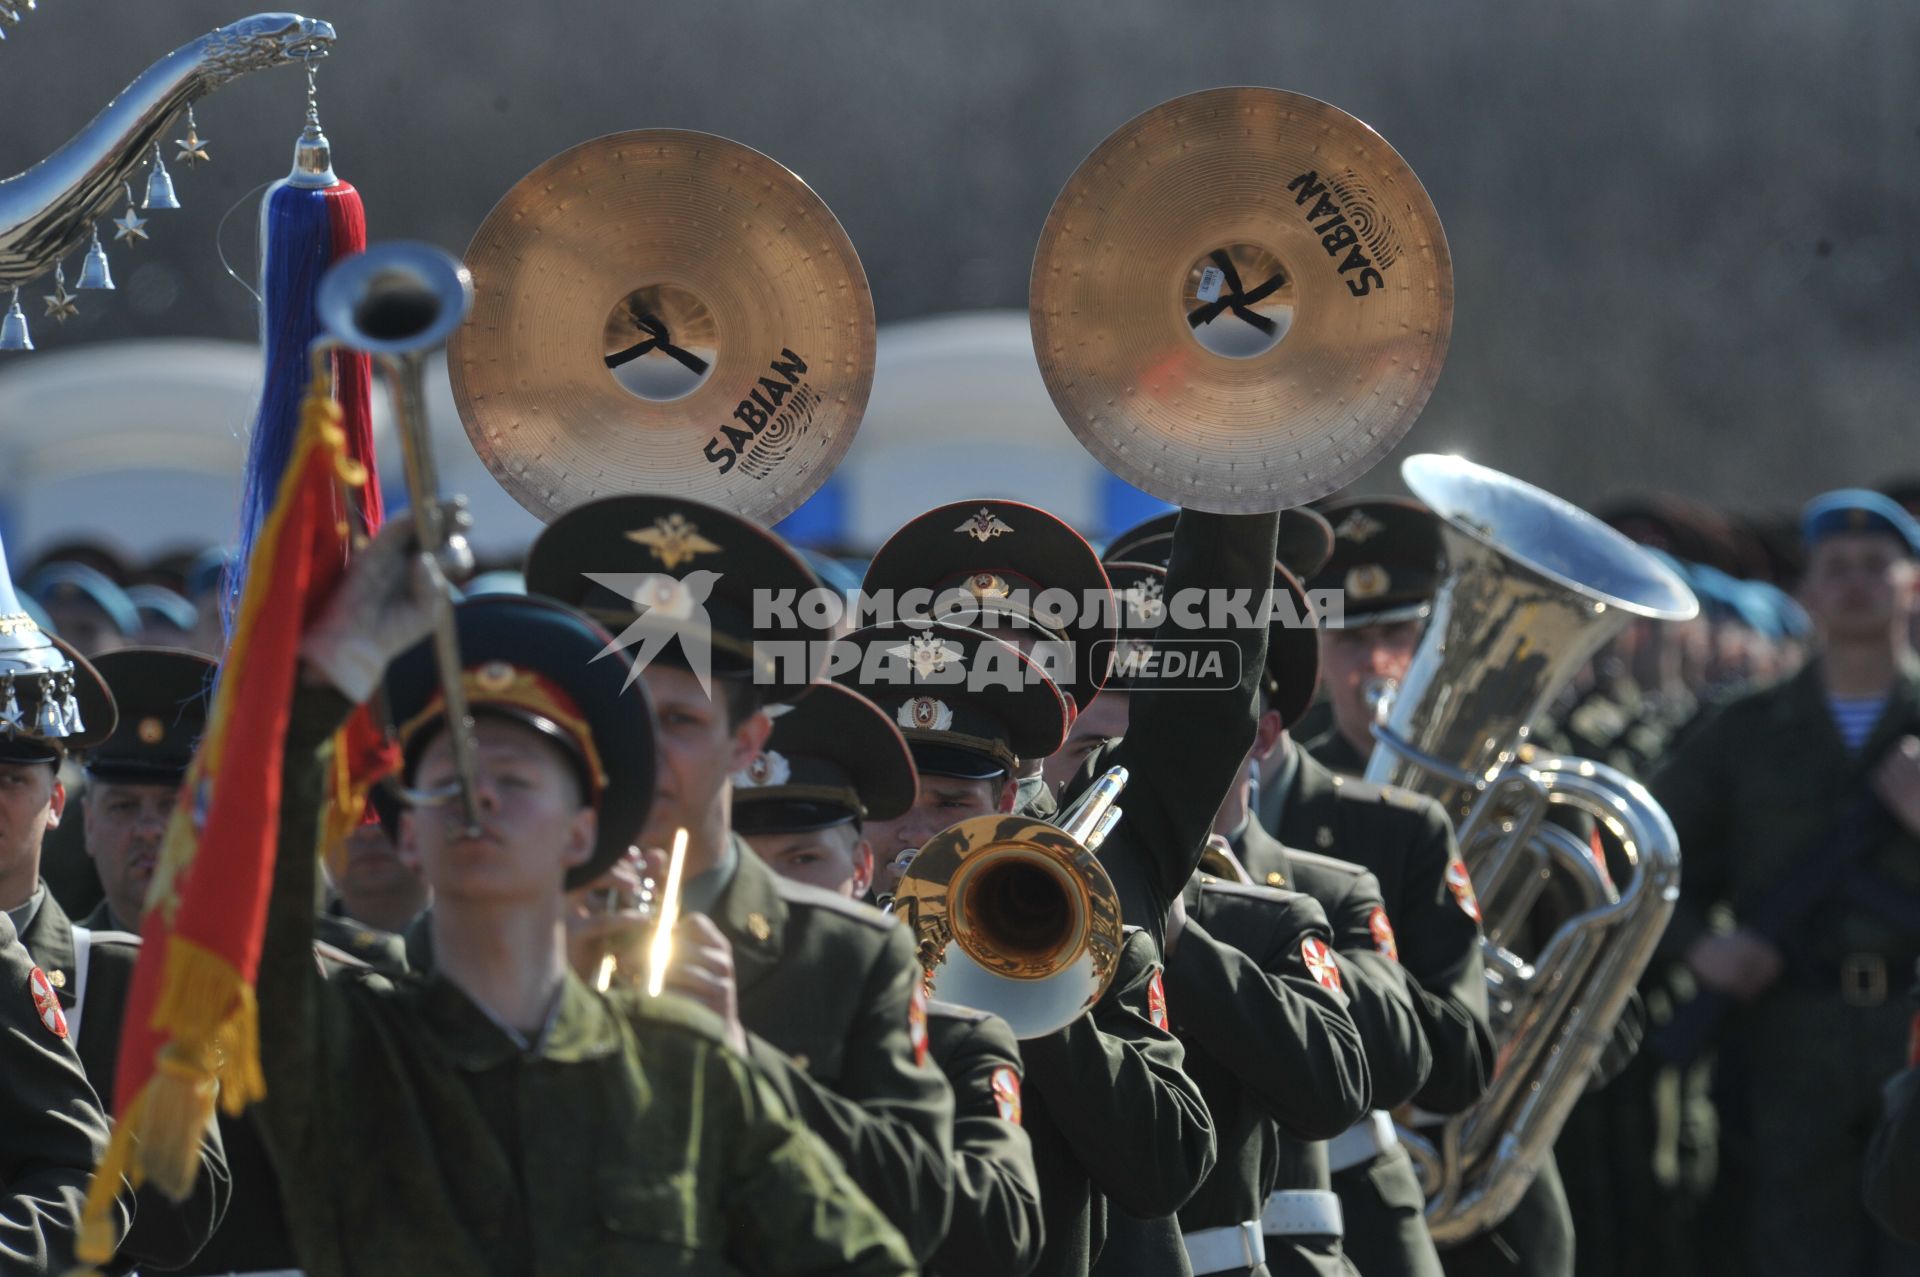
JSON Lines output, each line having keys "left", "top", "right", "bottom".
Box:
{"left": 842, "top": 619, "right": 1216, "bottom": 1277}
{"left": 525, "top": 494, "right": 956, "bottom": 1261}
{"left": 1, "top": 909, "right": 128, "bottom": 1274}
{"left": 1652, "top": 489, "right": 1920, "bottom": 1275}
{"left": 1298, "top": 497, "right": 1443, "bottom": 776}
{"left": 261, "top": 532, "right": 916, "bottom": 1274}
{"left": 0, "top": 597, "right": 231, "bottom": 1275}
{"left": 732, "top": 679, "right": 1046, "bottom": 1277}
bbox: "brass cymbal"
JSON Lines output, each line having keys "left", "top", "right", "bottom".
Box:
{"left": 449, "top": 130, "right": 875, "bottom": 526}
{"left": 1030, "top": 88, "right": 1452, "bottom": 513}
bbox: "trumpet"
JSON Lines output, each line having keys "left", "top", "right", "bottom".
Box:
{"left": 889, "top": 767, "right": 1128, "bottom": 1039}
{"left": 313, "top": 242, "right": 482, "bottom": 833}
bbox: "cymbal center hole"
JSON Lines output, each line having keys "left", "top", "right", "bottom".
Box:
{"left": 1183, "top": 245, "right": 1293, "bottom": 359}
{"left": 604, "top": 283, "right": 718, "bottom": 402}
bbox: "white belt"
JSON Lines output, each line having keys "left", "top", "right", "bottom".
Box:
{"left": 1182, "top": 1220, "right": 1265, "bottom": 1274}
{"left": 1261, "top": 1189, "right": 1344, "bottom": 1238}
{"left": 1326, "top": 1109, "right": 1398, "bottom": 1172}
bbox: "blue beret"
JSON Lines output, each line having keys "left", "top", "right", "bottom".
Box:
{"left": 24, "top": 563, "right": 140, "bottom": 638}
{"left": 1802, "top": 489, "right": 1920, "bottom": 555}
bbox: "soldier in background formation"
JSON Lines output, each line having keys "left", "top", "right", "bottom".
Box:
{"left": 5, "top": 471, "right": 1918, "bottom": 1277}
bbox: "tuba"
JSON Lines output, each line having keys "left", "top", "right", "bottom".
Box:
{"left": 1362, "top": 454, "right": 1697, "bottom": 1243}
{"left": 890, "top": 767, "right": 1128, "bottom": 1039}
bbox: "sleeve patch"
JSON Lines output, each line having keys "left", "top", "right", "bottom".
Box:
{"left": 29, "top": 967, "right": 68, "bottom": 1039}
{"left": 991, "top": 1064, "right": 1023, "bottom": 1126}
{"left": 1444, "top": 855, "right": 1482, "bottom": 923}
{"left": 909, "top": 979, "right": 930, "bottom": 1067}
{"left": 1369, "top": 905, "right": 1400, "bottom": 961}
{"left": 1301, "top": 937, "right": 1344, "bottom": 994}
{"left": 1147, "top": 969, "right": 1169, "bottom": 1031}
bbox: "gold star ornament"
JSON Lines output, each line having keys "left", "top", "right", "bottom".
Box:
{"left": 174, "top": 128, "right": 211, "bottom": 168}
{"left": 42, "top": 283, "right": 78, "bottom": 323}
{"left": 112, "top": 207, "right": 149, "bottom": 244}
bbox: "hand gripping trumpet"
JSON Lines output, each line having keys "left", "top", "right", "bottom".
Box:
{"left": 312, "top": 242, "right": 483, "bottom": 832}
{"left": 888, "top": 767, "right": 1128, "bottom": 1039}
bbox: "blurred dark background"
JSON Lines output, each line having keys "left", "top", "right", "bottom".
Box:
{"left": 2, "top": 0, "right": 1915, "bottom": 512}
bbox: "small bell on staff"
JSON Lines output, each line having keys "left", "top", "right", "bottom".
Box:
{"left": 77, "top": 223, "right": 114, "bottom": 291}
{"left": 0, "top": 676, "right": 21, "bottom": 733}
{"left": 143, "top": 141, "right": 180, "bottom": 209}
{"left": 0, "top": 288, "right": 30, "bottom": 351}
{"left": 62, "top": 681, "right": 84, "bottom": 735}
{"left": 33, "top": 675, "right": 67, "bottom": 737}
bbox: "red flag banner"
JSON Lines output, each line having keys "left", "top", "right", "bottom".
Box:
{"left": 77, "top": 359, "right": 366, "bottom": 1262}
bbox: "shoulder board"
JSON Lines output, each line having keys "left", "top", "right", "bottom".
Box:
{"left": 315, "top": 940, "right": 374, "bottom": 972}
{"left": 1330, "top": 773, "right": 1433, "bottom": 813}
{"left": 1121, "top": 923, "right": 1145, "bottom": 937}
{"left": 772, "top": 875, "right": 897, "bottom": 931}
{"left": 926, "top": 999, "right": 993, "bottom": 1024}
{"left": 1280, "top": 847, "right": 1367, "bottom": 881}
{"left": 86, "top": 928, "right": 141, "bottom": 955}
{"left": 625, "top": 987, "right": 734, "bottom": 1043}
{"left": 1194, "top": 877, "right": 1304, "bottom": 905}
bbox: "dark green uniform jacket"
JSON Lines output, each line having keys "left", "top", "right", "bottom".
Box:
{"left": 1168, "top": 878, "right": 1370, "bottom": 1231}
{"left": 926, "top": 1002, "right": 1044, "bottom": 1277}
{"left": 1078, "top": 511, "right": 1281, "bottom": 958}
{"left": 1024, "top": 927, "right": 1216, "bottom": 1277}
{"left": 1262, "top": 744, "right": 1493, "bottom": 1116}
{"left": 1, "top": 910, "right": 128, "bottom": 1273}
{"left": 17, "top": 885, "right": 231, "bottom": 1274}
{"left": 710, "top": 840, "right": 957, "bottom": 1261}
{"left": 256, "top": 686, "right": 917, "bottom": 1277}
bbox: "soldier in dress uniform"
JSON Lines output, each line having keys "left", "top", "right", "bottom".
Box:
{"left": 731, "top": 679, "right": 1047, "bottom": 1277}
{"left": 0, "top": 553, "right": 231, "bottom": 1276}
{"left": 1651, "top": 489, "right": 1920, "bottom": 1275}
{"left": 258, "top": 530, "right": 916, "bottom": 1275}
{"left": 1, "top": 908, "right": 128, "bottom": 1274}
{"left": 524, "top": 493, "right": 956, "bottom": 1262}
{"left": 840, "top": 618, "right": 1217, "bottom": 1277}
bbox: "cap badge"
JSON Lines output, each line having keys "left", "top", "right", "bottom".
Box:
{"left": 475, "top": 661, "right": 518, "bottom": 694}
{"left": 1345, "top": 564, "right": 1390, "bottom": 600}
{"left": 137, "top": 716, "right": 165, "bottom": 745}
{"left": 627, "top": 512, "right": 722, "bottom": 571}
{"left": 966, "top": 572, "right": 1011, "bottom": 600}
{"left": 956, "top": 508, "right": 1014, "bottom": 542}
{"left": 735, "top": 749, "right": 792, "bottom": 789}
{"left": 898, "top": 696, "right": 954, "bottom": 733}
{"left": 1335, "top": 509, "right": 1387, "bottom": 544}
{"left": 1123, "top": 577, "right": 1166, "bottom": 626}
{"left": 889, "top": 632, "right": 963, "bottom": 679}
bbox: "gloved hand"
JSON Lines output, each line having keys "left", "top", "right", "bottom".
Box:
{"left": 299, "top": 502, "right": 469, "bottom": 704}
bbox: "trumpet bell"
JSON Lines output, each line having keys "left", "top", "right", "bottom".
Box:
{"left": 316, "top": 241, "right": 474, "bottom": 356}
{"left": 894, "top": 813, "right": 1124, "bottom": 1040}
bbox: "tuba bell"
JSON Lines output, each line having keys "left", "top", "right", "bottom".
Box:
{"left": 891, "top": 767, "right": 1128, "bottom": 1039}
{"left": 1361, "top": 453, "right": 1697, "bottom": 1244}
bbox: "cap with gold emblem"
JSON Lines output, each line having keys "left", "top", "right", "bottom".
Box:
{"left": 384, "top": 595, "right": 657, "bottom": 887}
{"left": 860, "top": 499, "right": 1115, "bottom": 715}
{"left": 731, "top": 683, "right": 917, "bottom": 835}
{"left": 830, "top": 621, "right": 1070, "bottom": 782}
{"left": 1103, "top": 507, "right": 1337, "bottom": 581}
{"left": 81, "top": 647, "right": 215, "bottom": 783}
{"left": 524, "top": 493, "right": 831, "bottom": 703}
{"left": 1307, "top": 497, "right": 1443, "bottom": 628}
{"left": 1100, "top": 560, "right": 1319, "bottom": 727}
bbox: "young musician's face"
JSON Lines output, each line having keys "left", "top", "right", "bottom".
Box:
{"left": 638, "top": 666, "right": 769, "bottom": 857}
{"left": 1043, "top": 689, "right": 1130, "bottom": 793}
{"left": 1318, "top": 619, "right": 1422, "bottom": 748}
{"left": 0, "top": 761, "right": 62, "bottom": 907}
{"left": 403, "top": 717, "right": 595, "bottom": 903}
{"left": 747, "top": 823, "right": 873, "bottom": 900}
{"left": 864, "top": 772, "right": 1011, "bottom": 898}
{"left": 83, "top": 779, "right": 174, "bottom": 927}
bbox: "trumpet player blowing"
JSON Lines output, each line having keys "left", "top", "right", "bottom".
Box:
{"left": 526, "top": 493, "right": 958, "bottom": 1263}
{"left": 1652, "top": 489, "right": 1920, "bottom": 1275}
{"left": 256, "top": 513, "right": 916, "bottom": 1275}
